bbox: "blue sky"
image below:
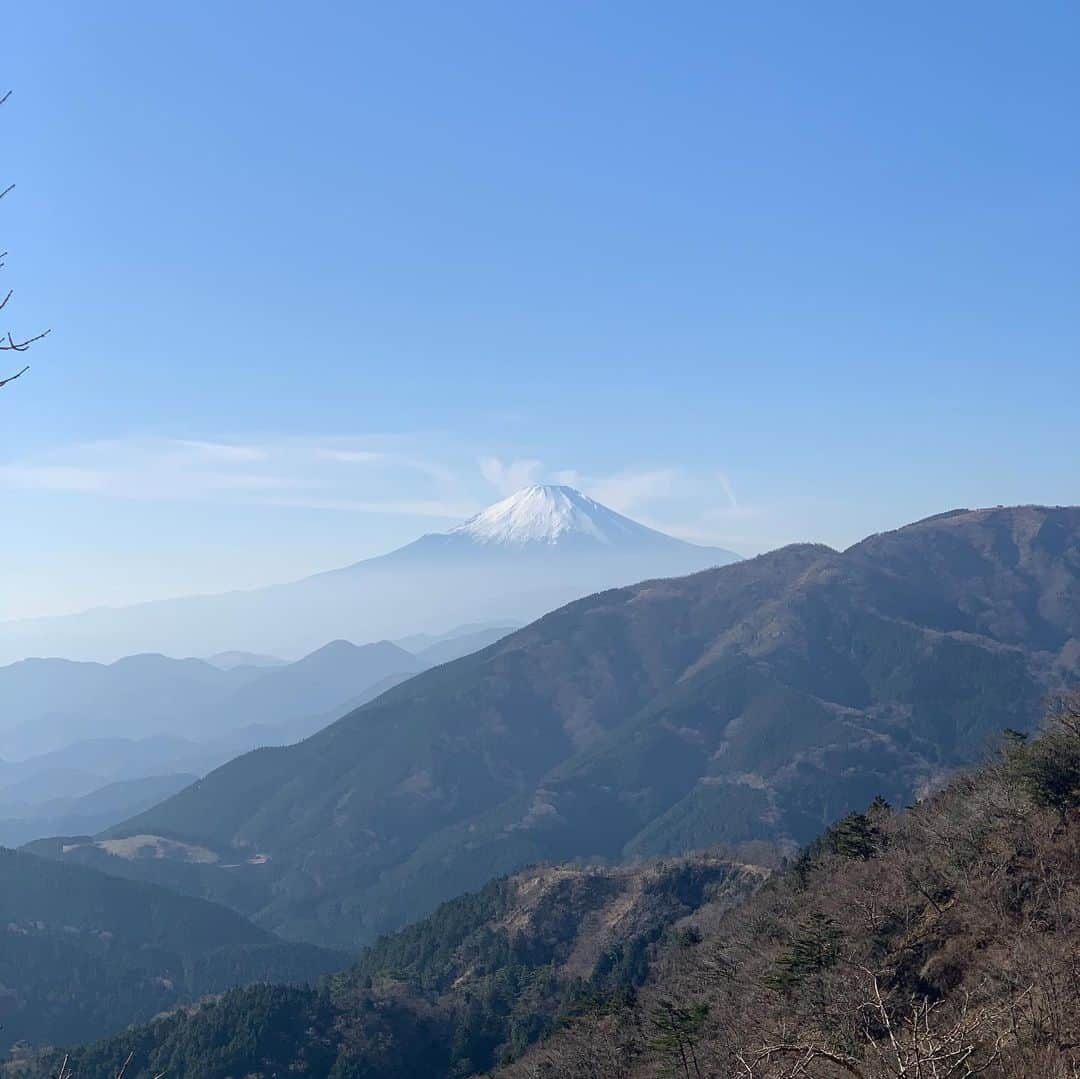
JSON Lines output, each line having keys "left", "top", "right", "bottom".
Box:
{"left": 2, "top": 1, "right": 1077, "bottom": 619}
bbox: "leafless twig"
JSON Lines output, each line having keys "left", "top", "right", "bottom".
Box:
{"left": 0, "top": 88, "right": 49, "bottom": 384}
{"left": 2, "top": 328, "right": 50, "bottom": 351}
{"left": 0, "top": 364, "right": 29, "bottom": 387}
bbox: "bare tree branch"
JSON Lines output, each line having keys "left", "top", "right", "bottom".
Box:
{"left": 1, "top": 88, "right": 49, "bottom": 387}
{"left": 0, "top": 364, "right": 29, "bottom": 387}
{"left": 2, "top": 329, "right": 50, "bottom": 351}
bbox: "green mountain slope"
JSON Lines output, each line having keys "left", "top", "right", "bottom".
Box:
{"left": 497, "top": 699, "right": 1080, "bottom": 1078}
{"left": 39, "top": 506, "right": 1080, "bottom": 949}
{"left": 22, "top": 699, "right": 1080, "bottom": 1079}
{"left": 14, "top": 853, "right": 764, "bottom": 1078}
{"left": 0, "top": 847, "right": 345, "bottom": 1051}
{"left": 0, "top": 772, "right": 197, "bottom": 848}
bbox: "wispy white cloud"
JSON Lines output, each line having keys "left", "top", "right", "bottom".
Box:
{"left": 489, "top": 462, "right": 684, "bottom": 515}
{"left": 170, "top": 440, "right": 268, "bottom": 463}
{"left": 586, "top": 469, "right": 680, "bottom": 513}
{"left": 476, "top": 459, "right": 749, "bottom": 551}
{"left": 312, "top": 448, "right": 386, "bottom": 464}
{"left": 0, "top": 434, "right": 753, "bottom": 550}
{"left": 0, "top": 465, "right": 109, "bottom": 493}
{"left": 575, "top": 467, "right": 749, "bottom": 549}
{"left": 717, "top": 471, "right": 738, "bottom": 510}
{"left": 251, "top": 495, "right": 478, "bottom": 518}
{"left": 0, "top": 435, "right": 473, "bottom": 520}
{"left": 479, "top": 456, "right": 543, "bottom": 496}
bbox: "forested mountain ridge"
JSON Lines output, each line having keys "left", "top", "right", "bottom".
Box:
{"left": 39, "top": 505, "right": 1080, "bottom": 950}
{"left": 12, "top": 852, "right": 766, "bottom": 1078}
{"left": 19, "top": 698, "right": 1080, "bottom": 1079}
{"left": 0, "top": 848, "right": 346, "bottom": 1053}
{"left": 497, "top": 697, "right": 1080, "bottom": 1078}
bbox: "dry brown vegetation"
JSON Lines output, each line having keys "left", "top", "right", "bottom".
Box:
{"left": 497, "top": 696, "right": 1080, "bottom": 1079}
{"left": 13, "top": 701, "right": 1078, "bottom": 1079}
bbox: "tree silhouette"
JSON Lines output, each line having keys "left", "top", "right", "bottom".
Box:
{"left": 1, "top": 90, "right": 50, "bottom": 388}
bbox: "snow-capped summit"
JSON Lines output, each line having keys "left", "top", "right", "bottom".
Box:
{"left": 0, "top": 484, "right": 741, "bottom": 663}
{"left": 448, "top": 485, "right": 670, "bottom": 547}
{"left": 363, "top": 483, "right": 738, "bottom": 569}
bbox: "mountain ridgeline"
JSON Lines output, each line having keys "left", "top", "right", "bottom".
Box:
{"left": 17, "top": 852, "right": 767, "bottom": 1078}
{"left": 0, "top": 639, "right": 427, "bottom": 760}
{"left": 0, "top": 486, "right": 739, "bottom": 663}
{"left": 21, "top": 701, "right": 1080, "bottom": 1078}
{"left": 495, "top": 698, "right": 1080, "bottom": 1078}
{"left": 0, "top": 847, "right": 345, "bottom": 1053}
{"left": 38, "top": 505, "right": 1080, "bottom": 951}
{"left": 0, "top": 626, "right": 515, "bottom": 848}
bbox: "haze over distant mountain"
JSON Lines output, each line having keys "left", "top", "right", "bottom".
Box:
{"left": 0, "top": 639, "right": 425, "bottom": 760}
{"left": 0, "top": 625, "right": 517, "bottom": 844}
{"left": 205, "top": 650, "right": 286, "bottom": 670}
{"left": 0, "top": 486, "right": 738, "bottom": 664}
{"left": 0, "top": 772, "right": 198, "bottom": 848}
{"left": 0, "top": 625, "right": 519, "bottom": 765}
{"left": 46, "top": 505, "right": 1079, "bottom": 950}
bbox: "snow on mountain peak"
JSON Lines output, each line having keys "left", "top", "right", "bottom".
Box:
{"left": 448, "top": 485, "right": 664, "bottom": 547}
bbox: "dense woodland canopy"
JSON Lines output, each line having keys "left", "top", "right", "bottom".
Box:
{"left": 500, "top": 696, "right": 1080, "bottom": 1079}
{"left": 0, "top": 848, "right": 345, "bottom": 1053}
{"left": 8, "top": 854, "right": 765, "bottom": 1078}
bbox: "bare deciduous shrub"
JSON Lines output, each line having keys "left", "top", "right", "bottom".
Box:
{"left": 495, "top": 697, "right": 1080, "bottom": 1079}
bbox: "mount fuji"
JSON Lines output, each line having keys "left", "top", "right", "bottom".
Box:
{"left": 445, "top": 485, "right": 700, "bottom": 548}
{"left": 0, "top": 486, "right": 739, "bottom": 663}
{"left": 333, "top": 485, "right": 734, "bottom": 566}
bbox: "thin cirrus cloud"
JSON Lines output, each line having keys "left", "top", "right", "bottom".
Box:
{"left": 480, "top": 457, "right": 744, "bottom": 548}
{"left": 480, "top": 460, "right": 678, "bottom": 514}
{"left": 0, "top": 438, "right": 307, "bottom": 501}
{"left": 548, "top": 464, "right": 738, "bottom": 516}
{"left": 479, "top": 456, "right": 543, "bottom": 496}
{"left": 0, "top": 435, "right": 470, "bottom": 517}
{"left": 0, "top": 438, "right": 745, "bottom": 545}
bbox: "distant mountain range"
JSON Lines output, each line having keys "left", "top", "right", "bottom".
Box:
{"left": 0, "top": 639, "right": 422, "bottom": 761}
{"left": 205, "top": 649, "right": 287, "bottom": 670}
{"left": 0, "top": 772, "right": 197, "bottom": 848}
{"left": 0, "top": 624, "right": 514, "bottom": 762}
{"left": 40, "top": 505, "right": 1079, "bottom": 950}
{"left": 0, "top": 624, "right": 516, "bottom": 845}
{"left": 0, "top": 486, "right": 739, "bottom": 663}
